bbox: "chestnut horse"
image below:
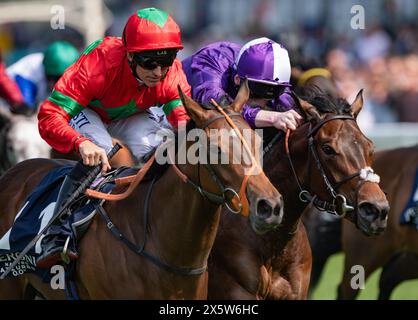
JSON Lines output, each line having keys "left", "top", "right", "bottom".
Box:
{"left": 338, "top": 145, "right": 418, "bottom": 299}
{"left": 207, "top": 88, "right": 390, "bottom": 299}
{"left": 0, "top": 84, "right": 283, "bottom": 299}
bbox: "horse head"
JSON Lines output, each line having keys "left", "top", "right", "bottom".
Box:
{"left": 177, "top": 81, "right": 284, "bottom": 234}
{"left": 289, "top": 88, "right": 389, "bottom": 236}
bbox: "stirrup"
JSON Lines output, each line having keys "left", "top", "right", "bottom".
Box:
{"left": 60, "top": 236, "right": 71, "bottom": 265}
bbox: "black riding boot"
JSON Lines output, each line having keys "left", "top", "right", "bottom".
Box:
{"left": 36, "top": 162, "right": 92, "bottom": 269}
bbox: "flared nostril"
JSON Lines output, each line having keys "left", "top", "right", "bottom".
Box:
{"left": 257, "top": 199, "right": 273, "bottom": 219}
{"left": 359, "top": 203, "right": 379, "bottom": 218}
{"left": 359, "top": 203, "right": 389, "bottom": 221}
{"left": 380, "top": 207, "right": 390, "bottom": 220}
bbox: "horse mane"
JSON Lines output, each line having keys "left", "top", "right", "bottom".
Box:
{"left": 299, "top": 86, "right": 352, "bottom": 116}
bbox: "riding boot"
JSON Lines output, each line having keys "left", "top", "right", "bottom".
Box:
{"left": 36, "top": 162, "right": 92, "bottom": 268}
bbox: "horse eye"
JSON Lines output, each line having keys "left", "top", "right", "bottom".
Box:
{"left": 322, "top": 144, "right": 336, "bottom": 156}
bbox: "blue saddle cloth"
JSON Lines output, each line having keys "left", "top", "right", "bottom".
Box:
{"left": 400, "top": 167, "right": 418, "bottom": 229}
{"left": 0, "top": 165, "right": 135, "bottom": 281}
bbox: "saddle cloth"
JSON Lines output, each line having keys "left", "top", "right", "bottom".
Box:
{"left": 400, "top": 167, "right": 418, "bottom": 229}
{"left": 0, "top": 165, "right": 136, "bottom": 280}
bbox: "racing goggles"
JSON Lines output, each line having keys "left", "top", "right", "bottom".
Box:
{"left": 133, "top": 49, "right": 178, "bottom": 70}
{"left": 246, "top": 79, "right": 287, "bottom": 100}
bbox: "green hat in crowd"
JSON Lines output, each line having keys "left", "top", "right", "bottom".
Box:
{"left": 43, "top": 41, "right": 79, "bottom": 76}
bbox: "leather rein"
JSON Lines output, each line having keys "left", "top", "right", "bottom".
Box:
{"left": 264, "top": 115, "right": 380, "bottom": 217}
{"left": 87, "top": 100, "right": 261, "bottom": 275}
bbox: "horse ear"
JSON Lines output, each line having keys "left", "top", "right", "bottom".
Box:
{"left": 351, "top": 89, "right": 364, "bottom": 119}
{"left": 294, "top": 94, "right": 321, "bottom": 121}
{"left": 231, "top": 79, "right": 250, "bottom": 113}
{"left": 177, "top": 85, "right": 209, "bottom": 126}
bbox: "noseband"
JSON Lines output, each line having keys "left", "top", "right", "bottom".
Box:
{"left": 171, "top": 99, "right": 260, "bottom": 216}
{"left": 285, "top": 115, "right": 380, "bottom": 217}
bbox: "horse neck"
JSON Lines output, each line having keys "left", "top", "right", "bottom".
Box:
{"left": 265, "top": 133, "right": 310, "bottom": 235}
{"left": 136, "top": 161, "right": 222, "bottom": 270}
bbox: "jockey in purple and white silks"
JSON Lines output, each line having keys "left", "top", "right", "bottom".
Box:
{"left": 182, "top": 37, "right": 302, "bottom": 131}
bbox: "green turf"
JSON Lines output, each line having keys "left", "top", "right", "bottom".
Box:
{"left": 312, "top": 253, "right": 418, "bottom": 300}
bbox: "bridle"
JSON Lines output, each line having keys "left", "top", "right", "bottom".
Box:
{"left": 92, "top": 98, "right": 262, "bottom": 276}
{"left": 170, "top": 99, "right": 260, "bottom": 216}
{"left": 265, "top": 114, "right": 380, "bottom": 217}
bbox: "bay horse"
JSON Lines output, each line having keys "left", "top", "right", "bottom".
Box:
{"left": 291, "top": 70, "right": 417, "bottom": 300}
{"left": 0, "top": 84, "right": 283, "bottom": 299}
{"left": 207, "top": 87, "right": 390, "bottom": 299}
{"left": 305, "top": 146, "right": 418, "bottom": 299}
{"left": 338, "top": 145, "right": 418, "bottom": 299}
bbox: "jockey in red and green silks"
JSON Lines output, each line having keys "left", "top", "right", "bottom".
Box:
{"left": 36, "top": 7, "right": 191, "bottom": 269}
{"left": 38, "top": 7, "right": 190, "bottom": 160}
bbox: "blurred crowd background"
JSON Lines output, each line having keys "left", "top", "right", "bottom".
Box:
{"left": 0, "top": 0, "right": 417, "bottom": 134}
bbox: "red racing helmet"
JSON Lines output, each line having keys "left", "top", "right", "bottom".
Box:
{"left": 122, "top": 7, "right": 183, "bottom": 52}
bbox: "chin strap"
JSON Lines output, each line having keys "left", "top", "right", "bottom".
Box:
{"left": 128, "top": 59, "right": 145, "bottom": 84}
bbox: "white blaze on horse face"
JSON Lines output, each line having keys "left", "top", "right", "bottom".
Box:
{"left": 8, "top": 116, "right": 50, "bottom": 162}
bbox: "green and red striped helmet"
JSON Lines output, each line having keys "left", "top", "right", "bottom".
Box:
{"left": 123, "top": 8, "right": 183, "bottom": 52}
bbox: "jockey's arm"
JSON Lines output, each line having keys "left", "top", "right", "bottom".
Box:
{"left": 249, "top": 90, "right": 303, "bottom": 131}
{"left": 38, "top": 98, "right": 91, "bottom": 154}
{"left": 0, "top": 60, "right": 25, "bottom": 108}
{"left": 38, "top": 49, "right": 104, "bottom": 155}
{"left": 254, "top": 109, "right": 302, "bottom": 131}
{"left": 38, "top": 92, "right": 109, "bottom": 172}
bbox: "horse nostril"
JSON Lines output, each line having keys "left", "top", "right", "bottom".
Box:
{"left": 359, "top": 202, "right": 388, "bottom": 220}
{"left": 256, "top": 199, "right": 273, "bottom": 219}
{"left": 380, "top": 206, "right": 390, "bottom": 220}
{"left": 273, "top": 204, "right": 282, "bottom": 216}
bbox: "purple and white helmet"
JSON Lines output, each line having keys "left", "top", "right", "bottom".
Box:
{"left": 235, "top": 37, "right": 291, "bottom": 86}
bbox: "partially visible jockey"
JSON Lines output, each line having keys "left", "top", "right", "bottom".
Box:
{"left": 0, "top": 50, "right": 28, "bottom": 114}
{"left": 36, "top": 7, "right": 190, "bottom": 268}
{"left": 182, "top": 37, "right": 302, "bottom": 131}
{"left": 6, "top": 41, "right": 79, "bottom": 114}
